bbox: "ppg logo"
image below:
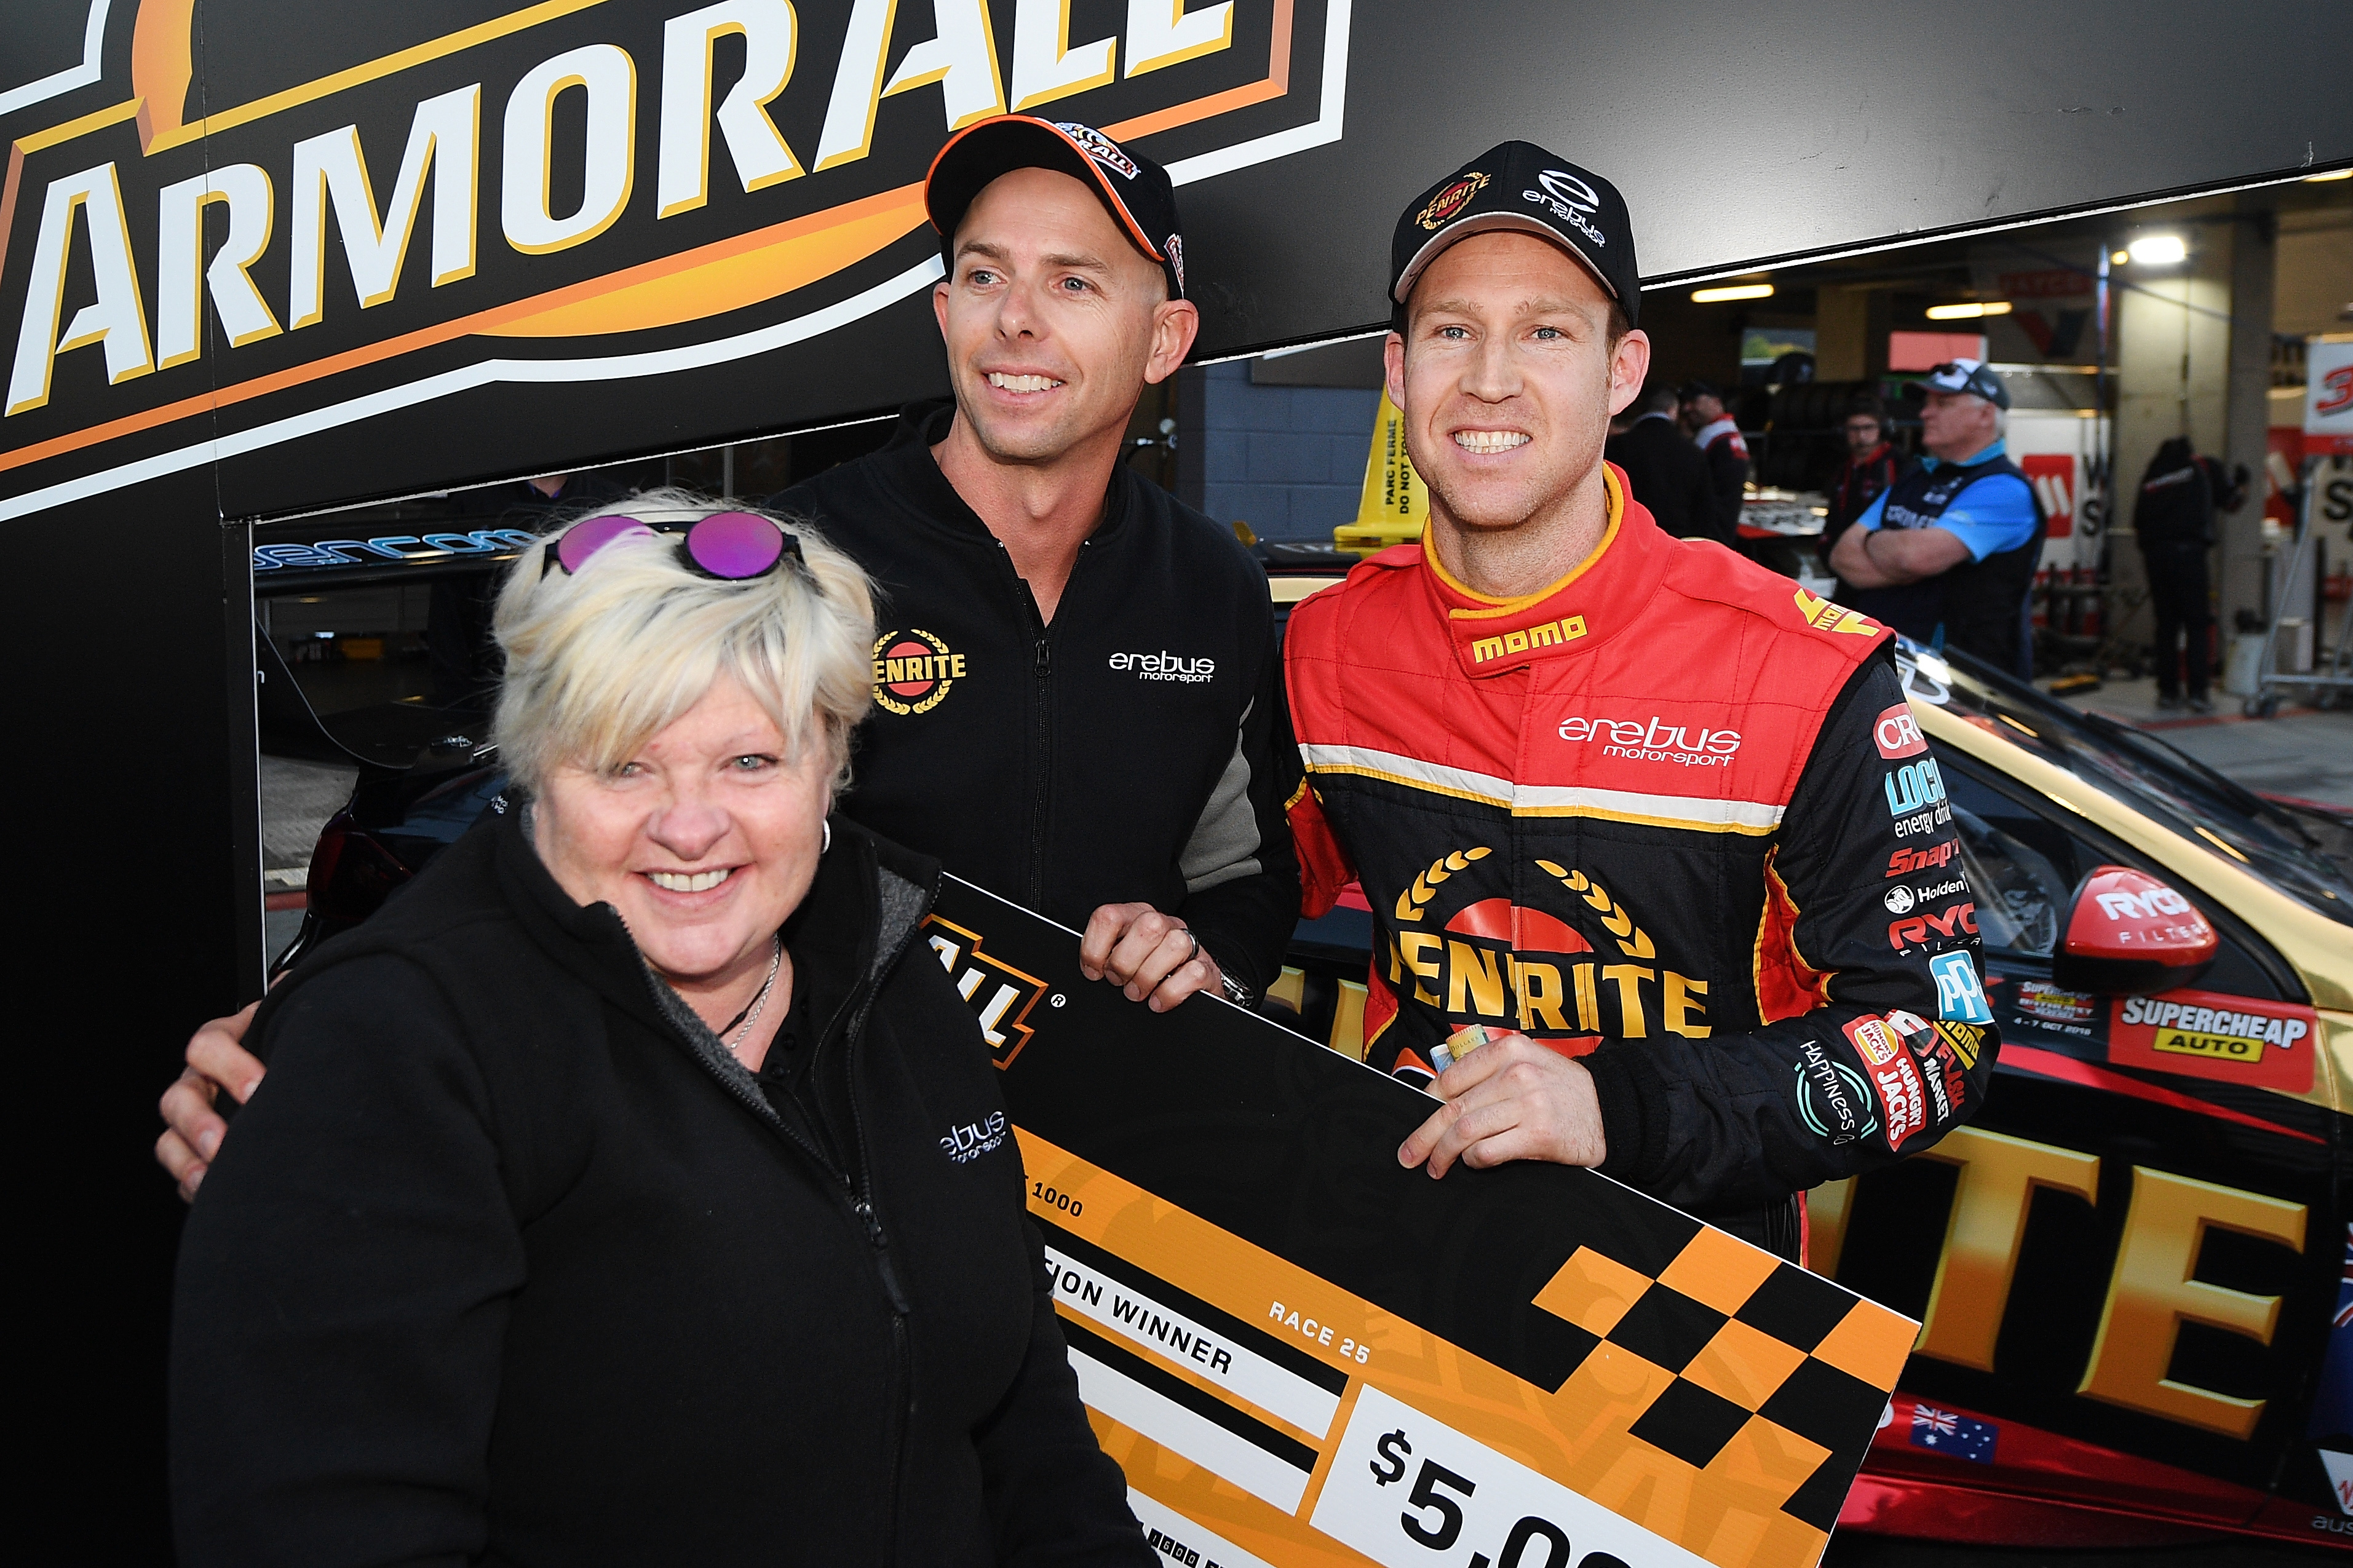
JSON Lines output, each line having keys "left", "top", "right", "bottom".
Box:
{"left": 1930, "top": 952, "right": 1992, "bottom": 1025}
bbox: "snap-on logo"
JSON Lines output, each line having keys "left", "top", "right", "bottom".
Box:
{"left": 1472, "top": 615, "right": 1586, "bottom": 663}
{"left": 1109, "top": 650, "right": 1215, "bottom": 683}
{"left": 1558, "top": 713, "right": 1740, "bottom": 767}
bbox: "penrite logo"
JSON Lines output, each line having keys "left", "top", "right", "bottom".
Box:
{"left": 2, "top": 1, "right": 1350, "bottom": 512}
{"left": 873, "top": 628, "right": 966, "bottom": 715}
{"left": 1108, "top": 649, "right": 1215, "bottom": 683}
{"left": 923, "top": 914, "right": 1049, "bottom": 1070}
{"left": 1417, "top": 172, "right": 1490, "bottom": 229}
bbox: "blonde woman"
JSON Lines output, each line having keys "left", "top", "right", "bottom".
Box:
{"left": 171, "top": 494, "right": 1151, "bottom": 1567}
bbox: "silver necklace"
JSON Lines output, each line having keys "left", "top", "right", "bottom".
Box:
{"left": 722, "top": 935, "right": 784, "bottom": 1053}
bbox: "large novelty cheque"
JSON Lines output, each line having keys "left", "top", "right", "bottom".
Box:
{"left": 927, "top": 879, "right": 1916, "bottom": 1568}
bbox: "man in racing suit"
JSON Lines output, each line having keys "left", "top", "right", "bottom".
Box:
{"left": 1285, "top": 142, "right": 1993, "bottom": 1259}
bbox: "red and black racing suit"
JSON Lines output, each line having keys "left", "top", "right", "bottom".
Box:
{"left": 1284, "top": 469, "right": 1994, "bottom": 1253}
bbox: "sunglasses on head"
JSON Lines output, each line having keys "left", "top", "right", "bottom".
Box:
{"left": 546, "top": 510, "right": 801, "bottom": 580}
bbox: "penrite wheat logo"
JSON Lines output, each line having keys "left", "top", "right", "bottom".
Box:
{"left": 1, "top": 1, "right": 1354, "bottom": 517}
{"left": 872, "top": 628, "right": 965, "bottom": 715}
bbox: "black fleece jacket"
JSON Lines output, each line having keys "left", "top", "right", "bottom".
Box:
{"left": 778, "top": 403, "right": 1300, "bottom": 998}
{"left": 171, "top": 806, "right": 1150, "bottom": 1568}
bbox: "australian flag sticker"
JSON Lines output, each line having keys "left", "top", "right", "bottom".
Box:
{"left": 1911, "top": 1403, "right": 1998, "bottom": 1463}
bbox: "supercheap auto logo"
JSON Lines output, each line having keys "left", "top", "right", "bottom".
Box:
{"left": 873, "top": 628, "right": 965, "bottom": 715}
{"left": 2107, "top": 987, "right": 2317, "bottom": 1093}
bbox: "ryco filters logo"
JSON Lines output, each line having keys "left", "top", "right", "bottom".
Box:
{"left": 873, "top": 628, "right": 967, "bottom": 715}
{"left": 1418, "top": 172, "right": 1490, "bottom": 229}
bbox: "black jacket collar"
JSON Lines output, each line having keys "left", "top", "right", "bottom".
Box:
{"left": 867, "top": 398, "right": 1131, "bottom": 547}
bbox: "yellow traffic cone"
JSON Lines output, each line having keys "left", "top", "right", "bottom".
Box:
{"left": 1332, "top": 389, "right": 1427, "bottom": 555}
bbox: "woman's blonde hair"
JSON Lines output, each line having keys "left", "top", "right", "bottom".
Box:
{"left": 491, "top": 489, "right": 874, "bottom": 795}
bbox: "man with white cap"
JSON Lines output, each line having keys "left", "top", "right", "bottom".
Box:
{"left": 1828, "top": 359, "right": 2045, "bottom": 675}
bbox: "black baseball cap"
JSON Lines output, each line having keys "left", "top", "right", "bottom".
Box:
{"left": 1915, "top": 358, "right": 2011, "bottom": 410}
{"left": 1390, "top": 141, "right": 1640, "bottom": 327}
{"left": 926, "top": 116, "right": 1186, "bottom": 298}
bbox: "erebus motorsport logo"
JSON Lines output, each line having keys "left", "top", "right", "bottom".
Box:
{"left": 873, "top": 630, "right": 966, "bottom": 715}
{"left": 924, "top": 916, "right": 1049, "bottom": 1070}
{"left": 1558, "top": 712, "right": 1739, "bottom": 767}
{"left": 940, "top": 1109, "right": 1007, "bottom": 1165}
{"left": 1526, "top": 168, "right": 1607, "bottom": 250}
{"left": 2, "top": 0, "right": 1351, "bottom": 513}
{"left": 1109, "top": 650, "right": 1215, "bottom": 683}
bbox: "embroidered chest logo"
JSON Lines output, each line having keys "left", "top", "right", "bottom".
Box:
{"left": 923, "top": 916, "right": 1048, "bottom": 1069}
{"left": 940, "top": 1109, "right": 1007, "bottom": 1165}
{"left": 1470, "top": 614, "right": 1585, "bottom": 665}
{"left": 872, "top": 628, "right": 967, "bottom": 715}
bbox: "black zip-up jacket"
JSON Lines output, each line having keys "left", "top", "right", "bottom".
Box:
{"left": 170, "top": 806, "right": 1151, "bottom": 1568}
{"left": 779, "top": 403, "right": 1300, "bottom": 997}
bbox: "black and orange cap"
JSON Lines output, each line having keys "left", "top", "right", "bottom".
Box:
{"left": 926, "top": 115, "right": 1186, "bottom": 298}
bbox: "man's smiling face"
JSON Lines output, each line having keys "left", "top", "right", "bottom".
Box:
{"left": 932, "top": 165, "right": 1183, "bottom": 467}
{"left": 1387, "top": 231, "right": 1646, "bottom": 539}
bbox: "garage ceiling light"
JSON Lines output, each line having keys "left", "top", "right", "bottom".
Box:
{"left": 2305, "top": 168, "right": 2351, "bottom": 183}
{"left": 2111, "top": 249, "right": 2129, "bottom": 264}
{"left": 1691, "top": 283, "right": 1774, "bottom": 303}
{"left": 1926, "top": 301, "right": 2012, "bottom": 320}
{"left": 2127, "top": 234, "right": 2188, "bottom": 266}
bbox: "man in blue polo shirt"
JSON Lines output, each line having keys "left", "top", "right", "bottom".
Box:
{"left": 1828, "top": 360, "right": 2044, "bottom": 675}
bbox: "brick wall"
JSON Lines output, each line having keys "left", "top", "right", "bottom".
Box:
{"left": 1191, "top": 362, "right": 1381, "bottom": 544}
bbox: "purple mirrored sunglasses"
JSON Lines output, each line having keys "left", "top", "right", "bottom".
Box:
{"left": 544, "top": 510, "right": 800, "bottom": 580}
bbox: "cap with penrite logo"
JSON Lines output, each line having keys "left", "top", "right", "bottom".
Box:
{"left": 1390, "top": 141, "right": 1640, "bottom": 327}
{"left": 926, "top": 114, "right": 1186, "bottom": 298}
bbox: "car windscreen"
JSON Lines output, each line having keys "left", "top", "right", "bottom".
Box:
{"left": 1896, "top": 641, "right": 2353, "bottom": 930}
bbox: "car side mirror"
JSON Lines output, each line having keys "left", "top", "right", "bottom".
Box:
{"left": 2051, "top": 865, "right": 2218, "bottom": 996}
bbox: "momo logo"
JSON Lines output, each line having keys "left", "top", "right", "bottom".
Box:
{"left": 873, "top": 629, "right": 966, "bottom": 715}
{"left": 1795, "top": 1039, "right": 1878, "bottom": 1145}
{"left": 1889, "top": 902, "right": 1977, "bottom": 953}
{"left": 924, "top": 916, "right": 1048, "bottom": 1070}
{"left": 1873, "top": 703, "right": 1927, "bottom": 759}
{"left": 1418, "top": 172, "right": 1490, "bottom": 229}
{"left": 940, "top": 1109, "right": 1007, "bottom": 1165}
{"left": 1793, "top": 588, "right": 1879, "bottom": 637}
{"left": 1109, "top": 649, "right": 1215, "bottom": 683}
{"left": 1053, "top": 122, "right": 1138, "bottom": 181}
{"left": 1557, "top": 711, "right": 1739, "bottom": 767}
{"left": 1472, "top": 615, "right": 1586, "bottom": 665}
{"left": 1525, "top": 168, "right": 1606, "bottom": 248}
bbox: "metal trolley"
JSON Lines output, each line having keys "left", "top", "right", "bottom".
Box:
{"left": 2247, "top": 454, "right": 2352, "bottom": 717}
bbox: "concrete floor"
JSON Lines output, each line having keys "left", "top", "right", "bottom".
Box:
{"left": 2059, "top": 676, "right": 2353, "bottom": 808}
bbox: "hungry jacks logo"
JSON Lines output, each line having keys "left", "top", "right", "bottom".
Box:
{"left": 1, "top": 0, "right": 1352, "bottom": 512}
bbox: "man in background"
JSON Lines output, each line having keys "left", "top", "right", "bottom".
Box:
{"left": 1827, "top": 360, "right": 2043, "bottom": 675}
{"left": 1820, "top": 395, "right": 1911, "bottom": 579}
{"left": 2132, "top": 435, "right": 2249, "bottom": 713}
{"left": 1680, "top": 378, "right": 1749, "bottom": 537}
{"left": 1604, "top": 382, "right": 1722, "bottom": 542}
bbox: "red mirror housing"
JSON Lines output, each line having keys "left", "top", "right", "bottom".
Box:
{"left": 2052, "top": 865, "right": 2219, "bottom": 996}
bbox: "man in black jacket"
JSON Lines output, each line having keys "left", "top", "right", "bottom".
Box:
{"left": 159, "top": 118, "right": 1302, "bottom": 1198}
{"left": 1679, "top": 379, "right": 1750, "bottom": 538}
{"left": 2133, "top": 435, "right": 2248, "bottom": 713}
{"left": 1603, "top": 382, "right": 1721, "bottom": 540}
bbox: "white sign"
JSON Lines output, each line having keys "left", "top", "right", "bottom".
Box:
{"left": 2307, "top": 339, "right": 2353, "bottom": 454}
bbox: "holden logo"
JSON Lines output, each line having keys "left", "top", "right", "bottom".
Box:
{"left": 1536, "top": 168, "right": 1599, "bottom": 214}
{"left": 1884, "top": 885, "right": 1917, "bottom": 914}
